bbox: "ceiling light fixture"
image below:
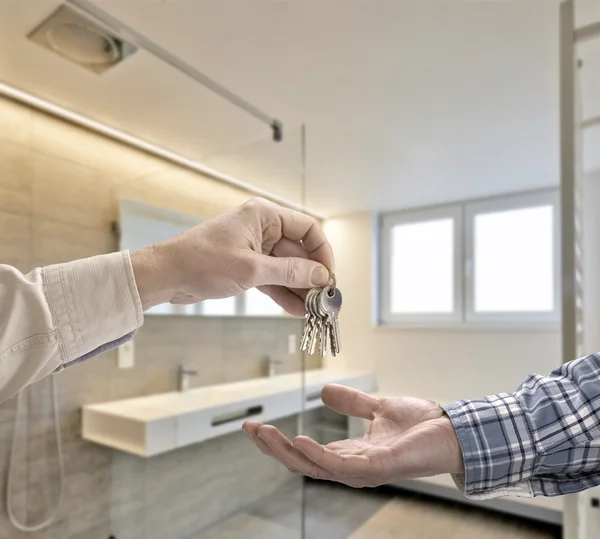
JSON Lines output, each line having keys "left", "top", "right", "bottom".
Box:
{"left": 27, "top": 5, "right": 136, "bottom": 74}
{"left": 0, "top": 82, "right": 325, "bottom": 219}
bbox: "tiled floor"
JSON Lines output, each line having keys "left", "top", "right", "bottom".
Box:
{"left": 196, "top": 481, "right": 562, "bottom": 539}
{"left": 194, "top": 514, "right": 299, "bottom": 539}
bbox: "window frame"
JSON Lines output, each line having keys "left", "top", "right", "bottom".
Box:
{"left": 464, "top": 190, "right": 561, "bottom": 326}
{"left": 377, "top": 188, "right": 560, "bottom": 328}
{"left": 379, "top": 204, "right": 464, "bottom": 325}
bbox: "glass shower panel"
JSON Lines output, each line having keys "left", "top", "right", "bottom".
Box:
{"left": 0, "top": 2, "right": 309, "bottom": 538}
{"left": 107, "top": 127, "right": 307, "bottom": 539}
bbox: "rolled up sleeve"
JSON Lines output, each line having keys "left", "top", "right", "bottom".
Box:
{"left": 443, "top": 354, "right": 600, "bottom": 500}
{"left": 0, "top": 251, "right": 144, "bottom": 402}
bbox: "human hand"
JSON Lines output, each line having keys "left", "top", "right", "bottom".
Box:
{"left": 130, "top": 198, "right": 334, "bottom": 316}
{"left": 243, "top": 384, "right": 464, "bottom": 487}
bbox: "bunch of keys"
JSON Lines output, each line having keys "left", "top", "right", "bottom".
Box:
{"left": 300, "top": 277, "right": 342, "bottom": 357}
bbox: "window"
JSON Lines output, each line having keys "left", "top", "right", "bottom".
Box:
{"left": 465, "top": 191, "right": 559, "bottom": 324}
{"left": 378, "top": 190, "right": 559, "bottom": 327}
{"left": 380, "top": 206, "right": 463, "bottom": 324}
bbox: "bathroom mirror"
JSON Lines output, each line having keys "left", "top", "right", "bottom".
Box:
{"left": 119, "top": 199, "right": 285, "bottom": 318}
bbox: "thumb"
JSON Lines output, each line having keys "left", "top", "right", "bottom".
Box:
{"left": 322, "top": 385, "right": 381, "bottom": 420}
{"left": 255, "top": 255, "right": 330, "bottom": 289}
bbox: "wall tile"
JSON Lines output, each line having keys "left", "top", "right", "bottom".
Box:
{"left": 55, "top": 356, "right": 111, "bottom": 414}
{"left": 0, "top": 142, "right": 33, "bottom": 216}
{"left": 116, "top": 165, "right": 250, "bottom": 221}
{"left": 32, "top": 153, "right": 117, "bottom": 229}
{"left": 109, "top": 453, "right": 146, "bottom": 521}
{"left": 108, "top": 509, "right": 145, "bottom": 539}
{"left": 221, "top": 319, "right": 302, "bottom": 382}
{"left": 140, "top": 349, "right": 225, "bottom": 394}
{"left": 0, "top": 186, "right": 31, "bottom": 219}
{"left": 0, "top": 97, "right": 32, "bottom": 146}
{"left": 32, "top": 109, "right": 164, "bottom": 184}
{"left": 63, "top": 467, "right": 111, "bottom": 537}
{"left": 107, "top": 360, "right": 148, "bottom": 401}
{"left": 32, "top": 219, "right": 115, "bottom": 267}
{"left": 136, "top": 316, "right": 224, "bottom": 347}
{"left": 0, "top": 211, "right": 31, "bottom": 263}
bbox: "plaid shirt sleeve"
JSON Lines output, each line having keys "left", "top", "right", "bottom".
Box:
{"left": 442, "top": 353, "right": 600, "bottom": 500}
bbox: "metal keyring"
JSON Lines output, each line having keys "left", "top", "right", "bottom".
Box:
{"left": 328, "top": 272, "right": 337, "bottom": 297}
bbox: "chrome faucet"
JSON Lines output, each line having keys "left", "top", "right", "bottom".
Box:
{"left": 177, "top": 364, "right": 198, "bottom": 392}
{"left": 266, "top": 357, "right": 283, "bottom": 378}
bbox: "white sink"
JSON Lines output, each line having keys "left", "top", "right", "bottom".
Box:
{"left": 82, "top": 369, "right": 376, "bottom": 457}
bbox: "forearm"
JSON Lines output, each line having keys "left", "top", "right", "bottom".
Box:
{"left": 444, "top": 353, "right": 600, "bottom": 499}
{"left": 0, "top": 252, "right": 143, "bottom": 402}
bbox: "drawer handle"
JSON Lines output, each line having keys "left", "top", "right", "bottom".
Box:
{"left": 306, "top": 392, "right": 322, "bottom": 402}
{"left": 211, "top": 406, "right": 263, "bottom": 427}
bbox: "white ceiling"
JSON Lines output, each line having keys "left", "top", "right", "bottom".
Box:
{"left": 1, "top": 0, "right": 599, "bottom": 216}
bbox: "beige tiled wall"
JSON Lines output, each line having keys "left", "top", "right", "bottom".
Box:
{"left": 0, "top": 96, "right": 312, "bottom": 538}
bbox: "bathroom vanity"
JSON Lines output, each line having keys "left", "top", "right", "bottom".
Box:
{"left": 82, "top": 369, "right": 375, "bottom": 457}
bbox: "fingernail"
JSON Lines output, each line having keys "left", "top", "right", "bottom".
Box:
{"left": 311, "top": 266, "right": 329, "bottom": 286}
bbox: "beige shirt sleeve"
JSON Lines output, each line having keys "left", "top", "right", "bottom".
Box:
{"left": 0, "top": 251, "right": 144, "bottom": 403}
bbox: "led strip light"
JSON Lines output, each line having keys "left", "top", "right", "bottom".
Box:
{"left": 0, "top": 82, "right": 325, "bottom": 219}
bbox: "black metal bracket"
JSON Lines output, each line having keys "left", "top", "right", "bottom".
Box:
{"left": 272, "top": 120, "right": 283, "bottom": 142}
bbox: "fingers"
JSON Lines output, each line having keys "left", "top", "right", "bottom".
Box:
{"left": 322, "top": 385, "right": 381, "bottom": 420}
{"left": 257, "top": 285, "right": 305, "bottom": 317}
{"left": 292, "top": 436, "right": 374, "bottom": 477}
{"left": 272, "top": 237, "right": 309, "bottom": 260}
{"left": 253, "top": 253, "right": 330, "bottom": 289}
{"left": 245, "top": 198, "right": 335, "bottom": 272}
{"left": 258, "top": 425, "right": 332, "bottom": 478}
{"left": 243, "top": 423, "right": 382, "bottom": 488}
{"left": 244, "top": 422, "right": 332, "bottom": 479}
{"left": 243, "top": 421, "right": 275, "bottom": 457}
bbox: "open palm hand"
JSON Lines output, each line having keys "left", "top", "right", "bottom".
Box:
{"left": 243, "top": 384, "right": 464, "bottom": 488}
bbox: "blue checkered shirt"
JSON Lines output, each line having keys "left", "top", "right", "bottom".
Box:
{"left": 443, "top": 353, "right": 600, "bottom": 499}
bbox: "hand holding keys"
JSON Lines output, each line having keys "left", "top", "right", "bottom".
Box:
{"left": 300, "top": 276, "right": 342, "bottom": 357}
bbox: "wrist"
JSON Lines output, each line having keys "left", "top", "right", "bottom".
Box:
{"left": 438, "top": 414, "right": 465, "bottom": 475}
{"left": 130, "top": 245, "right": 175, "bottom": 311}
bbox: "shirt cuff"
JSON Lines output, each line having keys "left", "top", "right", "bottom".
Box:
{"left": 42, "top": 251, "right": 144, "bottom": 366}
{"left": 442, "top": 395, "right": 537, "bottom": 500}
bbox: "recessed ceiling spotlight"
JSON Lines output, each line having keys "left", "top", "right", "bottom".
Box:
{"left": 28, "top": 4, "right": 136, "bottom": 74}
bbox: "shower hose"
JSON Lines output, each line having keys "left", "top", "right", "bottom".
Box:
{"left": 6, "top": 377, "right": 65, "bottom": 532}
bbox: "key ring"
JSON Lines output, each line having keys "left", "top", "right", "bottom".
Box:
{"left": 328, "top": 272, "right": 337, "bottom": 297}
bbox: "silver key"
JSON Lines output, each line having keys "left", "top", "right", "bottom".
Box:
{"left": 300, "top": 312, "right": 312, "bottom": 351}
{"left": 301, "top": 289, "right": 319, "bottom": 352}
{"left": 323, "top": 305, "right": 337, "bottom": 357}
{"left": 320, "top": 285, "right": 342, "bottom": 356}
{"left": 314, "top": 290, "right": 326, "bottom": 356}
{"left": 319, "top": 309, "right": 328, "bottom": 357}
{"left": 308, "top": 290, "right": 320, "bottom": 355}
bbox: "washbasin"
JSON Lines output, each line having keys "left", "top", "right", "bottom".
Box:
{"left": 135, "top": 387, "right": 250, "bottom": 413}
{"left": 82, "top": 369, "right": 377, "bottom": 457}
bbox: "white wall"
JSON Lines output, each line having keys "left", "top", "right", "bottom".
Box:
{"left": 324, "top": 213, "right": 561, "bottom": 403}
